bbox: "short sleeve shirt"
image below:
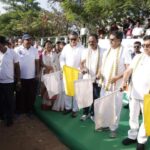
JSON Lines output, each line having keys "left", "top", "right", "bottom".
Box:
{"left": 60, "top": 43, "right": 84, "bottom": 69}
{"left": 15, "top": 45, "right": 39, "bottom": 79}
{"left": 129, "top": 54, "right": 150, "bottom": 100}
{"left": 0, "top": 48, "right": 19, "bottom": 83}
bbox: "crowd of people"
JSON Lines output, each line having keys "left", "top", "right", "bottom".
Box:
{"left": 0, "top": 27, "right": 150, "bottom": 150}
{"left": 96, "top": 18, "right": 150, "bottom": 40}
{"left": 0, "top": 34, "right": 66, "bottom": 121}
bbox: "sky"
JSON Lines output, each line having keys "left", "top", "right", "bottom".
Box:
{"left": 0, "top": 0, "right": 53, "bottom": 14}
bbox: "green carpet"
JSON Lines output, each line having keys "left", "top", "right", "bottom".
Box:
{"left": 34, "top": 97, "right": 150, "bottom": 150}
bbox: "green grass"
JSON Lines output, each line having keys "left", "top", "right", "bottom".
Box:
{"left": 34, "top": 97, "right": 150, "bottom": 150}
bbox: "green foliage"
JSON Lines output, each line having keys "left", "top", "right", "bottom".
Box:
{"left": 1, "top": 0, "right": 150, "bottom": 37}
{"left": 0, "top": 0, "right": 70, "bottom": 37}
{"left": 53, "top": 0, "right": 150, "bottom": 31}
{"left": 0, "top": 0, "right": 41, "bottom": 11}
{"left": 0, "top": 0, "right": 41, "bottom": 36}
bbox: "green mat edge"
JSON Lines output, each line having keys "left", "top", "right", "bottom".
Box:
{"left": 34, "top": 98, "right": 87, "bottom": 150}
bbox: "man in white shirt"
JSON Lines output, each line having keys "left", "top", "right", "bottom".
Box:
{"left": 121, "top": 35, "right": 150, "bottom": 150}
{"left": 80, "top": 24, "right": 89, "bottom": 47}
{"left": 100, "top": 31, "right": 131, "bottom": 138}
{"left": 80, "top": 33, "right": 104, "bottom": 121}
{"left": 0, "top": 36, "right": 21, "bottom": 126}
{"left": 124, "top": 41, "right": 142, "bottom": 109}
{"left": 15, "top": 34, "right": 39, "bottom": 117}
{"left": 60, "top": 31, "right": 84, "bottom": 118}
{"left": 132, "top": 21, "right": 144, "bottom": 38}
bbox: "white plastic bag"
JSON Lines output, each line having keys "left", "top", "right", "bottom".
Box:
{"left": 43, "top": 71, "right": 62, "bottom": 99}
{"left": 94, "top": 90, "right": 119, "bottom": 130}
{"left": 74, "top": 79, "right": 93, "bottom": 109}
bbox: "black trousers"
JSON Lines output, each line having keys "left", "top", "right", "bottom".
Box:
{"left": 0, "top": 83, "right": 15, "bottom": 122}
{"left": 83, "top": 83, "right": 101, "bottom": 116}
{"left": 81, "top": 35, "right": 87, "bottom": 47}
{"left": 16, "top": 78, "right": 37, "bottom": 114}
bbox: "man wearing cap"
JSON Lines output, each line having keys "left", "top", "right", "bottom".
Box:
{"left": 14, "top": 34, "right": 39, "bottom": 116}
{"left": 0, "top": 35, "right": 21, "bottom": 126}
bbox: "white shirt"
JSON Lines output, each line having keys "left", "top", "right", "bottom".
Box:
{"left": 60, "top": 43, "right": 84, "bottom": 69}
{"left": 130, "top": 54, "right": 150, "bottom": 100}
{"left": 145, "top": 29, "right": 150, "bottom": 35}
{"left": 132, "top": 27, "right": 144, "bottom": 37}
{"left": 0, "top": 48, "right": 19, "bottom": 83}
{"left": 101, "top": 46, "right": 131, "bottom": 90}
{"left": 42, "top": 51, "right": 60, "bottom": 71}
{"left": 81, "top": 47, "right": 104, "bottom": 78}
{"left": 80, "top": 27, "right": 89, "bottom": 36}
{"left": 15, "top": 45, "right": 39, "bottom": 79}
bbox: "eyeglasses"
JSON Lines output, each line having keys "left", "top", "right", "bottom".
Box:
{"left": 142, "top": 44, "right": 150, "bottom": 48}
{"left": 134, "top": 45, "right": 140, "bottom": 48}
{"left": 70, "top": 38, "right": 77, "bottom": 41}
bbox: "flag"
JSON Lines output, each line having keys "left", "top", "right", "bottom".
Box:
{"left": 144, "top": 94, "right": 150, "bottom": 136}
{"left": 63, "top": 65, "right": 80, "bottom": 96}
{"left": 74, "top": 79, "right": 93, "bottom": 109}
{"left": 94, "top": 90, "right": 119, "bottom": 130}
{"left": 43, "top": 71, "right": 62, "bottom": 99}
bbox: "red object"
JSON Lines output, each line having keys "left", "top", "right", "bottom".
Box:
{"left": 50, "top": 95, "right": 58, "bottom": 101}
{"left": 41, "top": 104, "right": 51, "bottom": 110}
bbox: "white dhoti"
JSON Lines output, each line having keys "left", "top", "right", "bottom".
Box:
{"left": 99, "top": 46, "right": 129, "bottom": 131}
{"left": 64, "top": 95, "right": 78, "bottom": 112}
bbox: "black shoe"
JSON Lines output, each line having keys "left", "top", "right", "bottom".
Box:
{"left": 136, "top": 143, "right": 145, "bottom": 150}
{"left": 124, "top": 104, "right": 129, "bottom": 109}
{"left": 63, "top": 109, "right": 72, "bottom": 115}
{"left": 72, "top": 111, "right": 77, "bottom": 118}
{"left": 122, "top": 138, "right": 137, "bottom": 145}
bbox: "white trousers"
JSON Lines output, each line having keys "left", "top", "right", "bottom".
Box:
{"left": 64, "top": 95, "right": 78, "bottom": 112}
{"left": 128, "top": 98, "right": 148, "bottom": 144}
{"left": 100, "top": 88, "right": 123, "bottom": 131}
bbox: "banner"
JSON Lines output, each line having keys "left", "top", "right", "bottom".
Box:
{"left": 98, "top": 39, "right": 143, "bottom": 52}
{"left": 94, "top": 90, "right": 119, "bottom": 130}
{"left": 63, "top": 65, "right": 80, "bottom": 96}
{"left": 144, "top": 94, "right": 150, "bottom": 136}
{"left": 43, "top": 71, "right": 62, "bottom": 99}
{"left": 74, "top": 79, "right": 93, "bottom": 109}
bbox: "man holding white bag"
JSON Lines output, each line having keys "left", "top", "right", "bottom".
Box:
{"left": 80, "top": 33, "right": 104, "bottom": 121}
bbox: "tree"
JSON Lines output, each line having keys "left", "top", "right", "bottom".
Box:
{"left": 0, "top": 0, "right": 70, "bottom": 37}
{"left": 0, "top": 0, "right": 41, "bottom": 11}
{"left": 0, "top": 0, "right": 41, "bottom": 33}
{"left": 49, "top": 0, "right": 150, "bottom": 32}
